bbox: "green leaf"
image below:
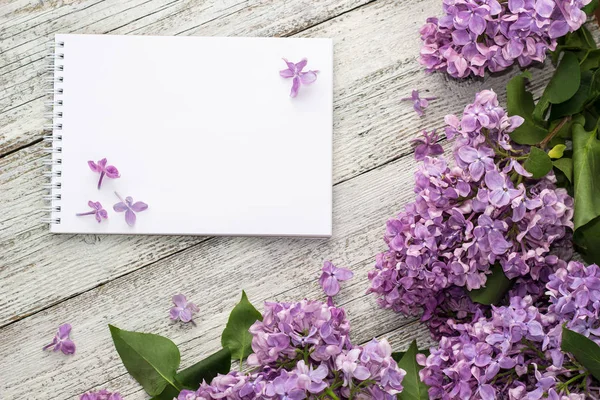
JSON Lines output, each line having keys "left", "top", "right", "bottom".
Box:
{"left": 221, "top": 291, "right": 263, "bottom": 364}
{"left": 510, "top": 119, "right": 549, "bottom": 145}
{"left": 151, "top": 348, "right": 232, "bottom": 400}
{"left": 574, "top": 216, "right": 600, "bottom": 264}
{"left": 583, "top": 0, "right": 599, "bottom": 16}
{"left": 561, "top": 326, "right": 600, "bottom": 381}
{"left": 572, "top": 123, "right": 600, "bottom": 230}
{"left": 468, "top": 264, "right": 512, "bottom": 305}
{"left": 550, "top": 71, "right": 593, "bottom": 119}
{"left": 580, "top": 50, "right": 600, "bottom": 71}
{"left": 524, "top": 147, "right": 553, "bottom": 179}
{"left": 397, "top": 341, "right": 429, "bottom": 400}
{"left": 507, "top": 70, "right": 535, "bottom": 117}
{"left": 548, "top": 144, "right": 567, "bottom": 159}
{"left": 553, "top": 158, "right": 573, "bottom": 183}
{"left": 534, "top": 52, "right": 581, "bottom": 121}
{"left": 109, "top": 325, "right": 181, "bottom": 396}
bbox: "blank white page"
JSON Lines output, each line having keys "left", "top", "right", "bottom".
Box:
{"left": 50, "top": 34, "right": 332, "bottom": 237}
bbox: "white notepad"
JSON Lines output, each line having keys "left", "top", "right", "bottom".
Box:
{"left": 46, "top": 34, "right": 333, "bottom": 237}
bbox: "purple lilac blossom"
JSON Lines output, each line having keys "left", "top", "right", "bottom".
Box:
{"left": 170, "top": 294, "right": 199, "bottom": 323}
{"left": 413, "top": 130, "right": 444, "bottom": 161}
{"left": 76, "top": 201, "right": 108, "bottom": 223}
{"left": 80, "top": 390, "right": 123, "bottom": 400}
{"left": 279, "top": 58, "right": 318, "bottom": 98}
{"left": 180, "top": 300, "right": 405, "bottom": 399}
{"left": 547, "top": 261, "right": 600, "bottom": 346}
{"left": 402, "top": 90, "right": 437, "bottom": 117}
{"left": 367, "top": 90, "right": 574, "bottom": 316}
{"left": 88, "top": 158, "right": 120, "bottom": 189}
{"left": 43, "top": 323, "right": 76, "bottom": 355}
{"left": 113, "top": 192, "right": 148, "bottom": 227}
{"left": 319, "top": 261, "right": 354, "bottom": 297}
{"left": 420, "top": 0, "right": 591, "bottom": 78}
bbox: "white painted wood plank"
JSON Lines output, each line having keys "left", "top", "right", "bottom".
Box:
{"left": 0, "top": 147, "right": 430, "bottom": 399}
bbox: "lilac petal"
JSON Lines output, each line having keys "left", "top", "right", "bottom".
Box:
{"left": 490, "top": 189, "right": 510, "bottom": 207}
{"left": 282, "top": 58, "right": 295, "bottom": 70}
{"left": 484, "top": 170, "right": 504, "bottom": 190}
{"left": 169, "top": 308, "right": 181, "bottom": 320}
{"left": 299, "top": 71, "right": 317, "bottom": 85}
{"left": 290, "top": 76, "right": 300, "bottom": 98}
{"left": 535, "top": 0, "right": 555, "bottom": 17}
{"left": 87, "top": 161, "right": 99, "bottom": 172}
{"left": 87, "top": 200, "right": 96, "bottom": 209}
{"left": 98, "top": 158, "right": 107, "bottom": 169}
{"left": 131, "top": 201, "right": 148, "bottom": 212}
{"left": 322, "top": 260, "right": 335, "bottom": 274}
{"left": 60, "top": 339, "right": 76, "bottom": 355}
{"left": 57, "top": 324, "right": 72, "bottom": 339}
{"left": 353, "top": 365, "right": 371, "bottom": 380}
{"left": 322, "top": 276, "right": 340, "bottom": 296}
{"left": 105, "top": 166, "right": 120, "bottom": 178}
{"left": 113, "top": 202, "right": 128, "bottom": 212}
{"left": 548, "top": 21, "right": 570, "bottom": 39}
{"left": 125, "top": 209, "right": 137, "bottom": 226}
{"left": 469, "top": 162, "right": 485, "bottom": 181}
{"left": 295, "top": 58, "right": 308, "bottom": 72}
{"left": 95, "top": 213, "right": 102, "bottom": 223}
{"left": 98, "top": 209, "right": 108, "bottom": 219}
{"left": 458, "top": 146, "right": 479, "bottom": 163}
{"left": 179, "top": 308, "right": 193, "bottom": 323}
{"left": 479, "top": 385, "right": 495, "bottom": 400}
{"left": 335, "top": 268, "right": 354, "bottom": 281}
{"left": 469, "top": 14, "right": 486, "bottom": 35}
{"left": 280, "top": 69, "right": 294, "bottom": 78}
{"left": 173, "top": 294, "right": 187, "bottom": 308}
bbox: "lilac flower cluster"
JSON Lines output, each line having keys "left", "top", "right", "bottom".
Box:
{"left": 80, "top": 390, "right": 122, "bottom": 400}
{"left": 547, "top": 261, "right": 600, "bottom": 346}
{"left": 417, "top": 294, "right": 597, "bottom": 399}
{"left": 367, "top": 89, "right": 574, "bottom": 316}
{"left": 420, "top": 0, "right": 591, "bottom": 78}
{"left": 178, "top": 300, "right": 405, "bottom": 399}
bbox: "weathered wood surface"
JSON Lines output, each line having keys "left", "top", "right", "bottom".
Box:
{"left": 1, "top": 0, "right": 595, "bottom": 399}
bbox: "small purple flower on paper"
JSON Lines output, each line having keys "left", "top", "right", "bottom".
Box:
{"left": 319, "top": 261, "right": 354, "bottom": 297}
{"left": 76, "top": 201, "right": 108, "bottom": 223}
{"left": 170, "top": 294, "right": 199, "bottom": 323}
{"left": 402, "top": 90, "right": 436, "bottom": 117}
{"left": 113, "top": 192, "right": 148, "bottom": 227}
{"left": 80, "top": 390, "right": 123, "bottom": 400}
{"left": 412, "top": 130, "right": 444, "bottom": 161}
{"left": 43, "top": 323, "right": 75, "bottom": 355}
{"left": 280, "top": 58, "right": 318, "bottom": 98}
{"left": 88, "top": 158, "right": 120, "bottom": 189}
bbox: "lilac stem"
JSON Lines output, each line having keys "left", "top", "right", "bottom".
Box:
{"left": 114, "top": 191, "right": 124, "bottom": 203}
{"left": 97, "top": 171, "right": 105, "bottom": 190}
{"left": 76, "top": 211, "right": 95, "bottom": 216}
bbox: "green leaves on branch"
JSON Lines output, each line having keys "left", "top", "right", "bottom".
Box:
{"left": 396, "top": 340, "right": 430, "bottom": 400}
{"left": 561, "top": 326, "right": 600, "bottom": 381}
{"left": 221, "top": 290, "right": 263, "bottom": 364}
{"left": 506, "top": 71, "right": 548, "bottom": 145}
{"left": 533, "top": 52, "right": 581, "bottom": 121}
{"left": 468, "top": 264, "right": 512, "bottom": 305}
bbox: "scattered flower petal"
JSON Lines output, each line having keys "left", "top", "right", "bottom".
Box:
{"left": 412, "top": 129, "right": 444, "bottom": 161}
{"left": 80, "top": 389, "right": 123, "bottom": 400}
{"left": 319, "top": 261, "right": 353, "bottom": 297}
{"left": 88, "top": 158, "right": 120, "bottom": 189}
{"left": 43, "top": 323, "right": 76, "bottom": 355}
{"left": 76, "top": 201, "right": 108, "bottom": 223}
{"left": 170, "top": 294, "right": 199, "bottom": 323}
{"left": 402, "top": 90, "right": 436, "bottom": 117}
{"left": 280, "top": 58, "right": 318, "bottom": 98}
{"left": 113, "top": 192, "right": 148, "bottom": 227}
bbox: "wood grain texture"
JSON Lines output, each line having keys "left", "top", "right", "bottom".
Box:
{"left": 2, "top": 0, "right": 599, "bottom": 398}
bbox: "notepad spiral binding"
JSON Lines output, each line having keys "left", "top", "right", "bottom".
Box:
{"left": 42, "top": 39, "right": 65, "bottom": 226}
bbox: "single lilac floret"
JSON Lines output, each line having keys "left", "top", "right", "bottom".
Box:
{"left": 76, "top": 201, "right": 108, "bottom": 223}
{"left": 319, "top": 261, "right": 354, "bottom": 297}
{"left": 170, "top": 294, "right": 199, "bottom": 324}
{"left": 413, "top": 130, "right": 444, "bottom": 161}
{"left": 113, "top": 192, "right": 148, "bottom": 227}
{"left": 88, "top": 158, "right": 120, "bottom": 189}
{"left": 402, "top": 90, "right": 437, "bottom": 117}
{"left": 43, "top": 323, "right": 75, "bottom": 355}
{"left": 280, "top": 58, "right": 318, "bottom": 98}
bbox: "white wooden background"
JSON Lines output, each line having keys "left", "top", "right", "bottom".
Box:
{"left": 0, "top": 0, "right": 577, "bottom": 399}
